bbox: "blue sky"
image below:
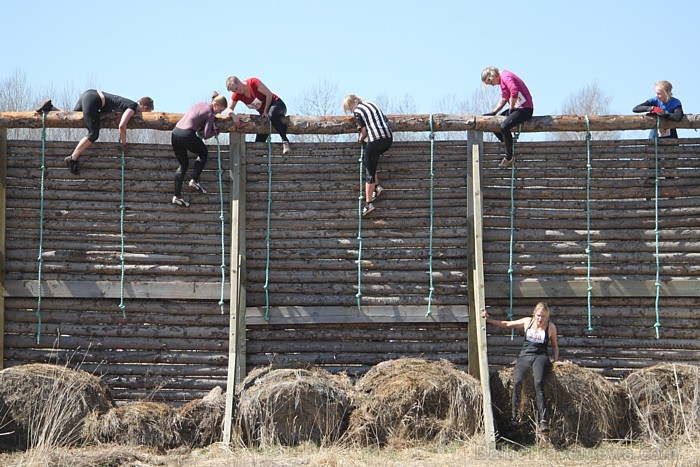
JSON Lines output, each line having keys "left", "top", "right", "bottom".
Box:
{"left": 2, "top": 0, "right": 698, "bottom": 136}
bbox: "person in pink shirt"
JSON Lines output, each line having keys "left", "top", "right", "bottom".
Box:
{"left": 482, "top": 67, "right": 534, "bottom": 168}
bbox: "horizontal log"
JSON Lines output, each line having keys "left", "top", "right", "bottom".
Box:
{"left": 245, "top": 305, "right": 467, "bottom": 325}
{"left": 3, "top": 111, "right": 700, "bottom": 134}
{"left": 4, "top": 348, "right": 227, "bottom": 365}
{"left": 3, "top": 280, "right": 230, "bottom": 299}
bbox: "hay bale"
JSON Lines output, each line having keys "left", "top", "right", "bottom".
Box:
{"left": 82, "top": 401, "right": 180, "bottom": 449}
{"left": 0, "top": 363, "right": 113, "bottom": 450}
{"left": 624, "top": 363, "right": 700, "bottom": 443}
{"left": 175, "top": 386, "right": 226, "bottom": 447}
{"left": 347, "top": 358, "right": 482, "bottom": 446}
{"left": 490, "top": 362, "right": 625, "bottom": 447}
{"left": 237, "top": 367, "right": 353, "bottom": 447}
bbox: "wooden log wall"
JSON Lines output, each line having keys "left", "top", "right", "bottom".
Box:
{"left": 479, "top": 138, "right": 700, "bottom": 376}
{"left": 3, "top": 140, "right": 231, "bottom": 403}
{"left": 2, "top": 135, "right": 699, "bottom": 406}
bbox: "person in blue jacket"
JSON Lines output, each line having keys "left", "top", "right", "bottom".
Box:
{"left": 633, "top": 81, "right": 684, "bottom": 139}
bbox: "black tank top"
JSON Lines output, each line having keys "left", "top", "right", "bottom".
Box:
{"left": 519, "top": 319, "right": 549, "bottom": 356}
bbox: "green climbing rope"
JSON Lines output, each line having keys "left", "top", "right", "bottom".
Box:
{"left": 426, "top": 115, "right": 435, "bottom": 316}
{"left": 356, "top": 145, "right": 364, "bottom": 312}
{"left": 263, "top": 122, "right": 273, "bottom": 321}
{"left": 35, "top": 112, "right": 47, "bottom": 344}
{"left": 506, "top": 128, "right": 517, "bottom": 339}
{"left": 585, "top": 116, "right": 594, "bottom": 333}
{"left": 215, "top": 135, "right": 226, "bottom": 314}
{"left": 653, "top": 116, "right": 662, "bottom": 338}
{"left": 118, "top": 144, "right": 126, "bottom": 318}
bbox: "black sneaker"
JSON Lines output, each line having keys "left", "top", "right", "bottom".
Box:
{"left": 65, "top": 156, "right": 80, "bottom": 175}
{"left": 35, "top": 99, "right": 54, "bottom": 114}
{"left": 539, "top": 420, "right": 550, "bottom": 433}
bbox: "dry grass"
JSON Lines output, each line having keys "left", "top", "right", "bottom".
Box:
{"left": 0, "top": 363, "right": 113, "bottom": 451}
{"left": 1, "top": 440, "right": 698, "bottom": 466}
{"left": 346, "top": 358, "right": 483, "bottom": 446}
{"left": 490, "top": 362, "right": 627, "bottom": 447}
{"left": 82, "top": 401, "right": 180, "bottom": 449}
{"left": 236, "top": 367, "right": 353, "bottom": 447}
{"left": 624, "top": 363, "right": 700, "bottom": 444}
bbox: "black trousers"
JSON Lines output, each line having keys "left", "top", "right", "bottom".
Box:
{"left": 494, "top": 107, "right": 534, "bottom": 157}
{"left": 255, "top": 98, "right": 289, "bottom": 143}
{"left": 363, "top": 137, "right": 393, "bottom": 184}
{"left": 171, "top": 131, "right": 207, "bottom": 197}
{"left": 512, "top": 354, "right": 552, "bottom": 422}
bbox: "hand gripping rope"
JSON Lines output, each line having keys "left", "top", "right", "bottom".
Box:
{"left": 426, "top": 115, "right": 436, "bottom": 316}
{"left": 215, "top": 135, "right": 226, "bottom": 314}
{"left": 263, "top": 122, "right": 273, "bottom": 320}
{"left": 35, "top": 112, "right": 48, "bottom": 343}
{"left": 585, "top": 116, "right": 594, "bottom": 334}
{"left": 356, "top": 145, "right": 364, "bottom": 312}
{"left": 653, "top": 116, "right": 662, "bottom": 338}
{"left": 118, "top": 143, "right": 127, "bottom": 318}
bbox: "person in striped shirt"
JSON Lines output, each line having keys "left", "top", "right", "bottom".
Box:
{"left": 343, "top": 95, "right": 393, "bottom": 216}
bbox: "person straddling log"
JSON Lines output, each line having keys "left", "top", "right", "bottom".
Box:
{"left": 482, "top": 302, "right": 559, "bottom": 437}
{"left": 481, "top": 66, "right": 534, "bottom": 168}
{"left": 35, "top": 91, "right": 154, "bottom": 176}
{"left": 225, "top": 76, "right": 291, "bottom": 154}
{"left": 170, "top": 92, "right": 227, "bottom": 207}
{"left": 633, "top": 80, "right": 684, "bottom": 139}
{"left": 343, "top": 94, "right": 393, "bottom": 217}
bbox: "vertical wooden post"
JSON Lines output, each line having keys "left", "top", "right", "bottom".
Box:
{"left": 223, "top": 133, "right": 247, "bottom": 444}
{"left": 0, "top": 128, "right": 6, "bottom": 368}
{"left": 469, "top": 135, "right": 496, "bottom": 448}
{"left": 467, "top": 131, "right": 483, "bottom": 377}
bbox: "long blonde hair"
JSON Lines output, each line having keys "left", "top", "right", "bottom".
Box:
{"left": 655, "top": 80, "right": 673, "bottom": 97}
{"left": 343, "top": 94, "right": 362, "bottom": 114}
{"left": 531, "top": 302, "right": 551, "bottom": 326}
{"left": 481, "top": 66, "right": 500, "bottom": 84}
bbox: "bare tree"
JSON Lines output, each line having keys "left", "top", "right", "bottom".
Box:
{"left": 293, "top": 77, "right": 343, "bottom": 143}
{"left": 434, "top": 87, "right": 501, "bottom": 141}
{"left": 374, "top": 93, "right": 422, "bottom": 141}
{"left": 549, "top": 82, "right": 620, "bottom": 141}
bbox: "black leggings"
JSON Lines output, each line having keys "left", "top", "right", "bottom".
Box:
{"left": 171, "top": 130, "right": 207, "bottom": 197}
{"left": 363, "top": 137, "right": 393, "bottom": 184}
{"left": 512, "top": 354, "right": 552, "bottom": 422}
{"left": 74, "top": 90, "right": 103, "bottom": 142}
{"left": 494, "top": 107, "right": 533, "bottom": 157}
{"left": 255, "top": 98, "right": 289, "bottom": 143}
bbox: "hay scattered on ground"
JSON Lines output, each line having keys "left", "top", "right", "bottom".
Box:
{"left": 175, "top": 386, "right": 226, "bottom": 448}
{"left": 0, "top": 363, "right": 113, "bottom": 451}
{"left": 490, "top": 362, "right": 625, "bottom": 447}
{"left": 624, "top": 363, "right": 700, "bottom": 443}
{"left": 82, "top": 401, "right": 180, "bottom": 449}
{"left": 237, "top": 367, "right": 353, "bottom": 447}
{"left": 347, "top": 358, "right": 482, "bottom": 446}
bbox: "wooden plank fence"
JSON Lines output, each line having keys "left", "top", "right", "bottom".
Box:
{"left": 0, "top": 113, "right": 699, "bottom": 405}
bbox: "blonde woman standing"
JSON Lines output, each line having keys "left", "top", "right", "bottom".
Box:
{"left": 482, "top": 302, "right": 559, "bottom": 435}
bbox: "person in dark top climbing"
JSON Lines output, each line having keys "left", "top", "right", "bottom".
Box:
{"left": 36, "top": 90, "right": 154, "bottom": 175}
{"left": 482, "top": 302, "right": 559, "bottom": 436}
{"left": 633, "top": 80, "right": 684, "bottom": 139}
